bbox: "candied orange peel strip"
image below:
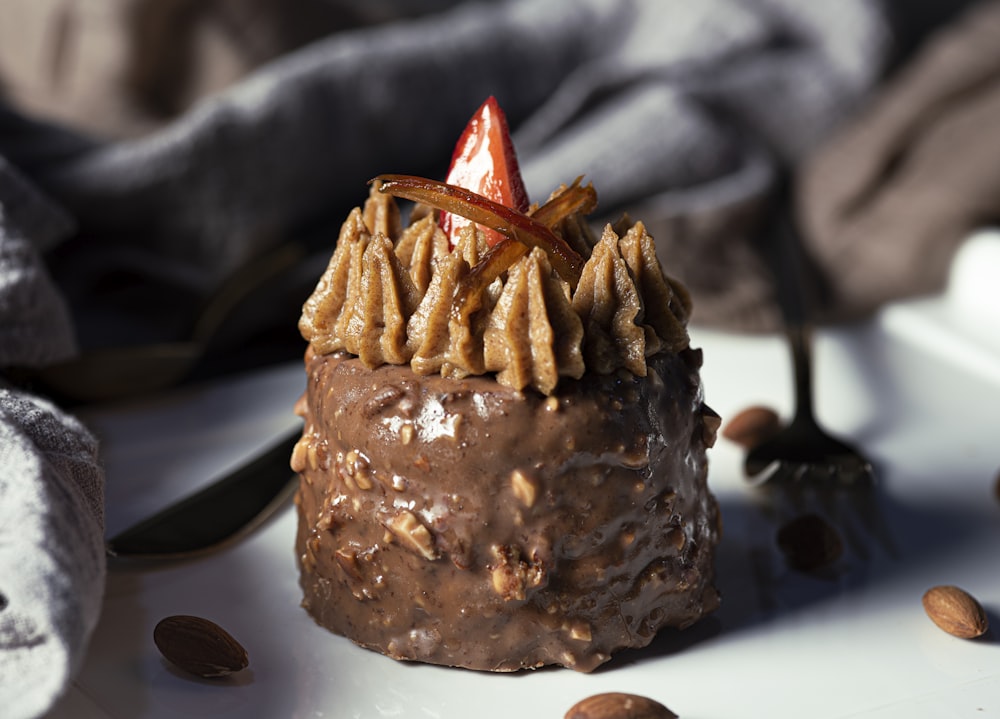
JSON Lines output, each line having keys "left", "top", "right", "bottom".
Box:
{"left": 454, "top": 179, "right": 598, "bottom": 318}
{"left": 529, "top": 177, "right": 597, "bottom": 226}
{"left": 373, "top": 174, "right": 585, "bottom": 288}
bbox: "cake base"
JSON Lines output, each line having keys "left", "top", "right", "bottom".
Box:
{"left": 293, "top": 348, "right": 720, "bottom": 672}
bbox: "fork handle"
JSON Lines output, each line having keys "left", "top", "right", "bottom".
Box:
{"left": 763, "top": 173, "right": 810, "bottom": 325}
{"left": 787, "top": 323, "right": 816, "bottom": 426}
{"left": 762, "top": 172, "right": 820, "bottom": 425}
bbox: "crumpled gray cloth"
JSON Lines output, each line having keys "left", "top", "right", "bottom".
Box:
{"left": 4, "top": 0, "right": 890, "bottom": 335}
{"left": 0, "top": 161, "right": 104, "bottom": 719}
{"left": 0, "top": 389, "right": 104, "bottom": 719}
{"left": 0, "top": 0, "right": 893, "bottom": 715}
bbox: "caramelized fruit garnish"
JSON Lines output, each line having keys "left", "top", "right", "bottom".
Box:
{"left": 529, "top": 177, "right": 597, "bottom": 226}
{"left": 440, "top": 96, "right": 529, "bottom": 248}
{"left": 459, "top": 179, "right": 598, "bottom": 303}
{"left": 373, "top": 174, "right": 585, "bottom": 288}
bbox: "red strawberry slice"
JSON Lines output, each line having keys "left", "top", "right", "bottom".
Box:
{"left": 440, "top": 96, "right": 529, "bottom": 247}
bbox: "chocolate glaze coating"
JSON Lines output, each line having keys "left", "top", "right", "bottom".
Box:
{"left": 294, "top": 347, "right": 720, "bottom": 672}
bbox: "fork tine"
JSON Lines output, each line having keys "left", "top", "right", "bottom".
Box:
{"left": 818, "top": 483, "right": 871, "bottom": 562}
{"left": 754, "top": 459, "right": 898, "bottom": 566}
{"left": 825, "top": 456, "right": 898, "bottom": 559}
{"left": 839, "top": 478, "right": 899, "bottom": 560}
{"left": 780, "top": 464, "right": 865, "bottom": 563}
{"left": 745, "top": 451, "right": 779, "bottom": 483}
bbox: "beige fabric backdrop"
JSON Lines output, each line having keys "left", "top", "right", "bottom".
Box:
{"left": 0, "top": 0, "right": 453, "bottom": 138}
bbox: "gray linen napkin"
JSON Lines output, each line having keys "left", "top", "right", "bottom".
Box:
{"left": 1, "top": 0, "right": 902, "bottom": 715}
{"left": 0, "top": 161, "right": 105, "bottom": 719}
{"left": 5, "top": 0, "right": 891, "bottom": 336}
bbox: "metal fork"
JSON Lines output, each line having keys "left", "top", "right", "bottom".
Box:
{"left": 744, "top": 323, "right": 874, "bottom": 487}
{"left": 743, "top": 175, "right": 892, "bottom": 562}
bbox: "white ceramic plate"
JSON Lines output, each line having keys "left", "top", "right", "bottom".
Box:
{"left": 48, "top": 232, "right": 1000, "bottom": 719}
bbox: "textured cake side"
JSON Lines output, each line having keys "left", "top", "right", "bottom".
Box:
{"left": 293, "top": 348, "right": 720, "bottom": 672}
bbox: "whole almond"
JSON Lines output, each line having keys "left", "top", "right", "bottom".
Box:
{"left": 721, "top": 405, "right": 781, "bottom": 449}
{"left": 922, "top": 585, "right": 989, "bottom": 639}
{"left": 565, "top": 692, "right": 678, "bottom": 719}
{"left": 153, "top": 615, "right": 249, "bottom": 678}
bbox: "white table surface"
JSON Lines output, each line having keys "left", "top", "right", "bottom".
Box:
{"left": 47, "top": 231, "right": 1000, "bottom": 719}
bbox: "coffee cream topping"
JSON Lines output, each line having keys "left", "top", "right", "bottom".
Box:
{"left": 299, "top": 183, "right": 692, "bottom": 395}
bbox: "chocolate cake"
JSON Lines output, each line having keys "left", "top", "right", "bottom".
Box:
{"left": 290, "top": 98, "right": 720, "bottom": 672}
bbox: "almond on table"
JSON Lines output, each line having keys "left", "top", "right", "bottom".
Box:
{"left": 922, "top": 585, "right": 989, "bottom": 639}
{"left": 153, "top": 615, "right": 249, "bottom": 679}
{"left": 721, "top": 404, "right": 781, "bottom": 449}
{"left": 564, "top": 692, "right": 678, "bottom": 719}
